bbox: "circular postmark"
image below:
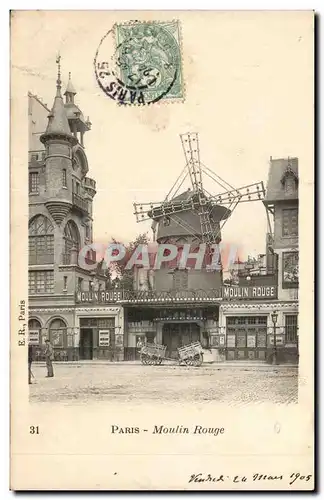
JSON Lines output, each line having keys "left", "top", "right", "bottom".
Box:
{"left": 94, "top": 21, "right": 182, "bottom": 106}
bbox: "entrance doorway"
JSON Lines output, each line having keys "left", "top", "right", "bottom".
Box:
{"left": 79, "top": 328, "right": 93, "bottom": 360}
{"left": 162, "top": 323, "right": 200, "bottom": 358}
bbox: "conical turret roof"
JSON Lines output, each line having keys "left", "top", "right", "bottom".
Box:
{"left": 40, "top": 59, "right": 75, "bottom": 143}
{"left": 64, "top": 72, "right": 77, "bottom": 96}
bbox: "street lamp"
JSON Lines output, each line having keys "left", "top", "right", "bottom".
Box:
{"left": 245, "top": 261, "right": 253, "bottom": 282}
{"left": 271, "top": 310, "right": 279, "bottom": 365}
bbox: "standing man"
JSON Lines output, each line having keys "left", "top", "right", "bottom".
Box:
{"left": 44, "top": 339, "right": 54, "bottom": 378}
{"left": 28, "top": 344, "right": 33, "bottom": 384}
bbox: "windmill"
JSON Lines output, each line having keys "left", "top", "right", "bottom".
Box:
{"left": 133, "top": 133, "right": 265, "bottom": 253}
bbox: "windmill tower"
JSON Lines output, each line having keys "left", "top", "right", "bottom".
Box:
{"left": 133, "top": 133, "right": 265, "bottom": 292}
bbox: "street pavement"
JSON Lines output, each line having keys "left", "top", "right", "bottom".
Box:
{"left": 29, "top": 362, "right": 298, "bottom": 406}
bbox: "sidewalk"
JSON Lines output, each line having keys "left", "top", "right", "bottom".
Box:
{"left": 33, "top": 360, "right": 298, "bottom": 368}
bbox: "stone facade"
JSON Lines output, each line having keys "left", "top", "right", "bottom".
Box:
{"left": 28, "top": 74, "right": 124, "bottom": 361}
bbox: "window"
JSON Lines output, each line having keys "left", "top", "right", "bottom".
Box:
{"left": 64, "top": 220, "right": 80, "bottom": 260}
{"left": 284, "top": 175, "right": 297, "bottom": 196}
{"left": 85, "top": 225, "right": 90, "bottom": 240}
{"left": 63, "top": 276, "right": 67, "bottom": 290}
{"left": 285, "top": 315, "right": 298, "bottom": 342}
{"left": 29, "top": 215, "right": 54, "bottom": 264}
{"left": 76, "top": 182, "right": 80, "bottom": 194}
{"left": 49, "top": 318, "right": 66, "bottom": 347}
{"left": 62, "top": 169, "right": 67, "bottom": 187}
{"left": 282, "top": 208, "right": 298, "bottom": 237}
{"left": 28, "top": 271, "right": 54, "bottom": 294}
{"left": 78, "top": 277, "right": 83, "bottom": 291}
{"left": 29, "top": 172, "right": 39, "bottom": 193}
{"left": 283, "top": 252, "right": 299, "bottom": 285}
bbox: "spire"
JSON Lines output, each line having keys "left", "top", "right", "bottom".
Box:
{"left": 64, "top": 72, "right": 77, "bottom": 100}
{"left": 40, "top": 54, "right": 75, "bottom": 143}
{"left": 56, "top": 53, "right": 62, "bottom": 97}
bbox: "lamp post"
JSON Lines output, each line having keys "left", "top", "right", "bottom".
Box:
{"left": 271, "top": 310, "right": 278, "bottom": 365}
{"left": 245, "top": 261, "right": 253, "bottom": 282}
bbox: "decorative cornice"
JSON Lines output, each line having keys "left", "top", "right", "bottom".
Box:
{"left": 30, "top": 307, "right": 122, "bottom": 313}
{"left": 221, "top": 301, "right": 298, "bottom": 311}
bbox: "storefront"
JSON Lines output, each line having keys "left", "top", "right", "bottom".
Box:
{"left": 124, "top": 305, "right": 219, "bottom": 360}
{"left": 75, "top": 305, "right": 124, "bottom": 361}
{"left": 219, "top": 293, "right": 299, "bottom": 363}
{"left": 28, "top": 303, "right": 125, "bottom": 361}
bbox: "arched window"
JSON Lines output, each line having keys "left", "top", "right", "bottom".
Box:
{"left": 64, "top": 220, "right": 80, "bottom": 257}
{"left": 49, "top": 318, "right": 67, "bottom": 348}
{"left": 28, "top": 318, "right": 41, "bottom": 345}
{"left": 29, "top": 215, "right": 54, "bottom": 264}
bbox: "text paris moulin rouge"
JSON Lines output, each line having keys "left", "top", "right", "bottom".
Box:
{"left": 111, "top": 425, "right": 225, "bottom": 436}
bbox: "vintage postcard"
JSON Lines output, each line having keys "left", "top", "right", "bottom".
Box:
{"left": 10, "top": 10, "right": 314, "bottom": 490}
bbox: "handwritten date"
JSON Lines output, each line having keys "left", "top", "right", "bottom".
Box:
{"left": 189, "top": 472, "right": 312, "bottom": 486}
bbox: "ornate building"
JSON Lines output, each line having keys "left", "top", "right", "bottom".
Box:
{"left": 28, "top": 64, "right": 124, "bottom": 361}
{"left": 28, "top": 65, "right": 298, "bottom": 364}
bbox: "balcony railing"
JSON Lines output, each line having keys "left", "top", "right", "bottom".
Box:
{"left": 72, "top": 193, "right": 89, "bottom": 214}
{"left": 84, "top": 177, "right": 96, "bottom": 190}
{"left": 61, "top": 252, "right": 97, "bottom": 266}
{"left": 29, "top": 253, "right": 54, "bottom": 265}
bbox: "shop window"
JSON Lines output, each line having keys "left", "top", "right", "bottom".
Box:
{"left": 285, "top": 315, "right": 298, "bottom": 343}
{"left": 282, "top": 208, "right": 298, "bottom": 237}
{"left": 237, "top": 331, "right": 246, "bottom": 347}
{"left": 28, "top": 270, "right": 54, "bottom": 294}
{"left": 257, "top": 332, "right": 267, "bottom": 348}
{"left": 49, "top": 318, "right": 66, "bottom": 347}
{"left": 258, "top": 317, "right": 267, "bottom": 325}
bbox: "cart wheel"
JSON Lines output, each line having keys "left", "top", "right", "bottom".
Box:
{"left": 152, "top": 355, "right": 158, "bottom": 365}
{"left": 140, "top": 354, "right": 147, "bottom": 365}
{"left": 194, "top": 353, "right": 203, "bottom": 367}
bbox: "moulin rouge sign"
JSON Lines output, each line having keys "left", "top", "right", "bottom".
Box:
{"left": 75, "top": 286, "right": 278, "bottom": 304}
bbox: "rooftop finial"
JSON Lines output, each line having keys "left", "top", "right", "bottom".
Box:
{"left": 56, "top": 53, "right": 62, "bottom": 96}
{"left": 69, "top": 71, "right": 71, "bottom": 80}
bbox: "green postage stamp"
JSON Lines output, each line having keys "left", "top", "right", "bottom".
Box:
{"left": 95, "top": 20, "right": 184, "bottom": 105}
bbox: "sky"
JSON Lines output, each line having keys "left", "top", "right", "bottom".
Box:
{"left": 13, "top": 10, "right": 313, "bottom": 261}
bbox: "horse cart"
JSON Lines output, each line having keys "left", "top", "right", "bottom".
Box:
{"left": 140, "top": 343, "right": 167, "bottom": 365}
{"left": 139, "top": 341, "right": 204, "bottom": 367}
{"left": 178, "top": 341, "right": 204, "bottom": 366}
